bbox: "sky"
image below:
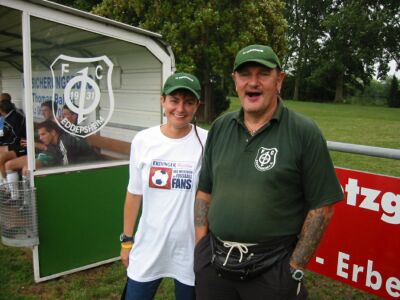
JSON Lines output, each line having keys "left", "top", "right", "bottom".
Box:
{"left": 374, "top": 60, "right": 399, "bottom": 80}
{"left": 388, "top": 60, "right": 399, "bottom": 77}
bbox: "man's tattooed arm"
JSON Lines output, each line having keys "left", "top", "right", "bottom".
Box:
{"left": 290, "top": 204, "right": 334, "bottom": 270}
{"left": 194, "top": 191, "right": 211, "bottom": 244}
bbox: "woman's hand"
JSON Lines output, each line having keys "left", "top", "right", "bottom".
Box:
{"left": 120, "top": 246, "right": 132, "bottom": 268}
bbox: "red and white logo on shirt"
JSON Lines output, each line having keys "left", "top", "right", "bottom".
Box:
{"left": 149, "top": 160, "right": 194, "bottom": 190}
{"left": 149, "top": 167, "right": 172, "bottom": 189}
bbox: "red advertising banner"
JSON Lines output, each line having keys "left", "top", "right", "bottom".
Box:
{"left": 308, "top": 167, "right": 400, "bottom": 299}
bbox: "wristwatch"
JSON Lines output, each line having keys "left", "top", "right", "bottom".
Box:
{"left": 119, "top": 233, "right": 134, "bottom": 243}
{"left": 289, "top": 266, "right": 304, "bottom": 281}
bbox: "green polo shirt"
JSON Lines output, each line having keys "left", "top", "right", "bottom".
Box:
{"left": 198, "top": 100, "right": 344, "bottom": 243}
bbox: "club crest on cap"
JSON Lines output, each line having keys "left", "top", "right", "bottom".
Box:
{"left": 175, "top": 75, "right": 194, "bottom": 82}
{"left": 243, "top": 48, "right": 264, "bottom": 55}
{"left": 162, "top": 72, "right": 201, "bottom": 99}
{"left": 233, "top": 44, "right": 282, "bottom": 71}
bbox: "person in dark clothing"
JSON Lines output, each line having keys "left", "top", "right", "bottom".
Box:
{"left": 4, "top": 120, "right": 99, "bottom": 178}
{"left": 0, "top": 93, "right": 24, "bottom": 116}
{"left": 194, "top": 45, "right": 344, "bottom": 300}
{"left": 0, "top": 95, "right": 27, "bottom": 182}
{"left": 35, "top": 120, "right": 99, "bottom": 168}
{"left": 0, "top": 96, "right": 26, "bottom": 153}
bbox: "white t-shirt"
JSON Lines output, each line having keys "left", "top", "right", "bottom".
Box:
{"left": 127, "top": 124, "right": 208, "bottom": 286}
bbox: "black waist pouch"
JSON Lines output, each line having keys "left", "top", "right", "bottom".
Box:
{"left": 210, "top": 232, "right": 296, "bottom": 281}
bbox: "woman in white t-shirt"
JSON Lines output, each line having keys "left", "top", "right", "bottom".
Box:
{"left": 121, "top": 72, "right": 208, "bottom": 300}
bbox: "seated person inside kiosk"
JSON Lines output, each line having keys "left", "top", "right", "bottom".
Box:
{"left": 0, "top": 93, "right": 27, "bottom": 184}
{"left": 5, "top": 119, "right": 99, "bottom": 178}
{"left": 0, "top": 98, "right": 101, "bottom": 182}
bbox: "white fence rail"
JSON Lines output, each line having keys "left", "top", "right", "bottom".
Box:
{"left": 327, "top": 141, "right": 400, "bottom": 160}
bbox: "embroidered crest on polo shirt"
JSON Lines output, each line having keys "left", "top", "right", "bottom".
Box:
{"left": 254, "top": 147, "right": 278, "bottom": 171}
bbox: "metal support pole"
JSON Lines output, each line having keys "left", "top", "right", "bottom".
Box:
{"left": 327, "top": 141, "right": 400, "bottom": 160}
{"left": 22, "top": 11, "right": 35, "bottom": 185}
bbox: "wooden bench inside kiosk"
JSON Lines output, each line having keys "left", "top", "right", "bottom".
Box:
{"left": 86, "top": 135, "right": 131, "bottom": 160}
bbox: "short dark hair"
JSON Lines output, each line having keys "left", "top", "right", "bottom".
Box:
{"left": 162, "top": 89, "right": 199, "bottom": 101}
{"left": 62, "top": 104, "right": 77, "bottom": 115}
{"left": 0, "top": 98, "right": 15, "bottom": 113}
{"left": 37, "top": 120, "right": 60, "bottom": 134}
{"left": 0, "top": 93, "right": 11, "bottom": 102}
{"left": 41, "top": 100, "right": 58, "bottom": 112}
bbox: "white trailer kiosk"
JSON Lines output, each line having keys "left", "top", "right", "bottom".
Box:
{"left": 0, "top": 0, "right": 173, "bottom": 282}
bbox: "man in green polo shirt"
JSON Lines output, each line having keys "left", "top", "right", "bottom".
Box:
{"left": 194, "top": 44, "right": 344, "bottom": 300}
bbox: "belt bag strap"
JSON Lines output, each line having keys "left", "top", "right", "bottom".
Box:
{"left": 210, "top": 233, "right": 291, "bottom": 281}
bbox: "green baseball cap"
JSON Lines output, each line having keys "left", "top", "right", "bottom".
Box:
{"left": 233, "top": 44, "right": 282, "bottom": 71}
{"left": 162, "top": 72, "right": 201, "bottom": 99}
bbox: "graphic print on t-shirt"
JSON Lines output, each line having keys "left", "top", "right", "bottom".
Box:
{"left": 149, "top": 167, "right": 172, "bottom": 189}
{"left": 149, "top": 160, "right": 194, "bottom": 190}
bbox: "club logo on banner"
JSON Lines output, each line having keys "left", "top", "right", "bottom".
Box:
{"left": 307, "top": 167, "right": 400, "bottom": 299}
{"left": 50, "top": 55, "right": 115, "bottom": 137}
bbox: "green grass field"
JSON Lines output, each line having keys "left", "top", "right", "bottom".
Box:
{"left": 227, "top": 98, "right": 400, "bottom": 177}
{"left": 1, "top": 99, "right": 399, "bottom": 299}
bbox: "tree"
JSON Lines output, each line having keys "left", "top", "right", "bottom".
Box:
{"left": 388, "top": 76, "right": 400, "bottom": 108}
{"left": 319, "top": 1, "right": 389, "bottom": 102}
{"left": 373, "top": 0, "right": 400, "bottom": 79}
{"left": 285, "top": 0, "right": 330, "bottom": 100}
{"left": 93, "top": 0, "right": 287, "bottom": 121}
{"left": 285, "top": 0, "right": 399, "bottom": 103}
{"left": 52, "top": 0, "right": 102, "bottom": 12}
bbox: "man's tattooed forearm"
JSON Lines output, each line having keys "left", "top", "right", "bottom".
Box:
{"left": 194, "top": 198, "right": 210, "bottom": 226}
{"left": 291, "top": 206, "right": 333, "bottom": 268}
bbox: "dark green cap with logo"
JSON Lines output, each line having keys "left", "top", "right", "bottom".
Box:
{"left": 162, "top": 72, "right": 201, "bottom": 99}
{"left": 233, "top": 44, "right": 282, "bottom": 71}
